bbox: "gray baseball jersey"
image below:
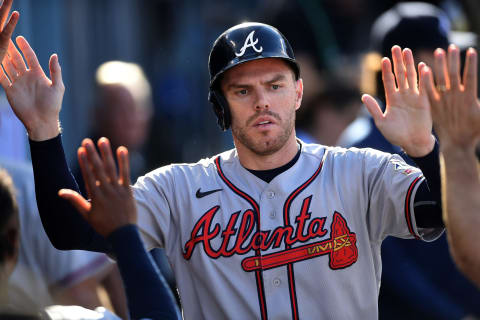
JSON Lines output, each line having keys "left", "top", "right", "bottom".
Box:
{"left": 133, "top": 142, "right": 443, "bottom": 320}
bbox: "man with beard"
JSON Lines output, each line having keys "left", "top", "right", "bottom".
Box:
{"left": 5, "top": 22, "right": 443, "bottom": 319}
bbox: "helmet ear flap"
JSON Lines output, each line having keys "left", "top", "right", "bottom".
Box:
{"left": 209, "top": 89, "right": 231, "bottom": 131}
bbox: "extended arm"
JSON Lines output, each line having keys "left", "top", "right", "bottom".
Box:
{"left": 108, "top": 225, "right": 181, "bottom": 320}
{"left": 30, "top": 136, "right": 110, "bottom": 251}
{"left": 59, "top": 138, "right": 181, "bottom": 320}
{"left": 0, "top": 35, "right": 110, "bottom": 252}
{"left": 421, "top": 45, "right": 480, "bottom": 287}
{"left": 363, "top": 46, "right": 441, "bottom": 227}
{"left": 410, "top": 141, "right": 443, "bottom": 228}
{"left": 441, "top": 149, "right": 480, "bottom": 285}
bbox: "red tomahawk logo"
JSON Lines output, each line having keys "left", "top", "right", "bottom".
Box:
{"left": 242, "top": 211, "right": 358, "bottom": 271}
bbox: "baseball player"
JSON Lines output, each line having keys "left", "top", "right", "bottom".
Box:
{"left": 4, "top": 22, "right": 444, "bottom": 319}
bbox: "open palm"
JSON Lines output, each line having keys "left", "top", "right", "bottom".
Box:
{"left": 59, "top": 138, "right": 137, "bottom": 238}
{"left": 421, "top": 45, "right": 480, "bottom": 150}
{"left": 0, "top": 36, "right": 64, "bottom": 140}
{"left": 363, "top": 46, "right": 434, "bottom": 157}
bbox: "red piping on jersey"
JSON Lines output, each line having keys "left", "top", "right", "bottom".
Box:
{"left": 405, "top": 176, "right": 423, "bottom": 240}
{"left": 215, "top": 156, "right": 268, "bottom": 320}
{"left": 282, "top": 151, "right": 327, "bottom": 320}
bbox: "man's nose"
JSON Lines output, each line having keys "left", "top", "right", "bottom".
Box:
{"left": 254, "top": 90, "right": 269, "bottom": 110}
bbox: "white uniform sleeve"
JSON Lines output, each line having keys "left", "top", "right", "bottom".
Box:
{"left": 19, "top": 167, "right": 111, "bottom": 289}
{"left": 133, "top": 166, "right": 176, "bottom": 251}
{"left": 32, "top": 229, "right": 111, "bottom": 289}
{"left": 4, "top": 160, "right": 111, "bottom": 311}
{"left": 362, "top": 148, "right": 443, "bottom": 242}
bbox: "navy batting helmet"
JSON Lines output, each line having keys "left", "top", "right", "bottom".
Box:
{"left": 208, "top": 22, "right": 300, "bottom": 130}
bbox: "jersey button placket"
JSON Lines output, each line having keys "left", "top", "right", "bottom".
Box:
{"left": 272, "top": 278, "right": 281, "bottom": 287}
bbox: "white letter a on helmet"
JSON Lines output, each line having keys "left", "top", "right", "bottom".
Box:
{"left": 235, "top": 31, "right": 263, "bottom": 57}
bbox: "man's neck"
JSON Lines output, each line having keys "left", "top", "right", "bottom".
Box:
{"left": 235, "top": 135, "right": 299, "bottom": 170}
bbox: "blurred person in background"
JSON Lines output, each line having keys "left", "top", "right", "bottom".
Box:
{"left": 339, "top": 2, "right": 480, "bottom": 319}
{"left": 77, "top": 61, "right": 153, "bottom": 191}
{"left": 296, "top": 80, "right": 361, "bottom": 146}
{"left": 75, "top": 60, "right": 179, "bottom": 306}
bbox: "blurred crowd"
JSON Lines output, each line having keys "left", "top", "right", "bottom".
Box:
{"left": 1, "top": 0, "right": 480, "bottom": 319}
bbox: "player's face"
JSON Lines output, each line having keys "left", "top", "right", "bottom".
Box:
{"left": 221, "top": 58, "right": 303, "bottom": 156}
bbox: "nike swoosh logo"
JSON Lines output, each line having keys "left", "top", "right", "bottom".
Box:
{"left": 196, "top": 188, "right": 223, "bottom": 198}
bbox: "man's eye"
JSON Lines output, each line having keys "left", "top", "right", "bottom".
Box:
{"left": 238, "top": 89, "right": 248, "bottom": 95}
{"left": 272, "top": 84, "right": 279, "bottom": 90}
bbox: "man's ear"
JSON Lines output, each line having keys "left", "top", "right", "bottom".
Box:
{"left": 295, "top": 78, "right": 303, "bottom": 110}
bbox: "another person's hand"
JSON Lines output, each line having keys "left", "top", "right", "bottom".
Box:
{"left": 58, "top": 138, "right": 137, "bottom": 238}
{"left": 362, "top": 45, "right": 435, "bottom": 157}
{"left": 421, "top": 45, "right": 480, "bottom": 154}
{"left": 0, "top": 36, "right": 64, "bottom": 141}
{"left": 0, "top": 0, "right": 19, "bottom": 63}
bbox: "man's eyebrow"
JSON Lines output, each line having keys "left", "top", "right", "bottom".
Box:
{"left": 225, "top": 73, "right": 288, "bottom": 90}
{"left": 264, "top": 74, "right": 287, "bottom": 84}
{"left": 226, "top": 83, "right": 252, "bottom": 90}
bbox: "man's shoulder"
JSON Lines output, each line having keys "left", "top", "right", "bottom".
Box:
{"left": 135, "top": 149, "right": 237, "bottom": 184}
{"left": 300, "top": 141, "right": 397, "bottom": 164}
{"left": 157, "top": 148, "right": 235, "bottom": 172}
{"left": 300, "top": 141, "right": 361, "bottom": 158}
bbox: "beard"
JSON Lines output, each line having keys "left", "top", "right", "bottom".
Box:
{"left": 231, "top": 108, "right": 296, "bottom": 156}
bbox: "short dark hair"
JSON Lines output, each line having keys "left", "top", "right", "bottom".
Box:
{"left": 0, "top": 169, "right": 18, "bottom": 265}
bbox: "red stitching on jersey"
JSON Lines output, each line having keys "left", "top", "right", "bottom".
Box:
{"left": 287, "top": 263, "right": 297, "bottom": 318}
{"left": 405, "top": 176, "right": 423, "bottom": 240}
{"left": 282, "top": 152, "right": 327, "bottom": 320}
{"left": 215, "top": 157, "right": 260, "bottom": 214}
{"left": 215, "top": 156, "right": 268, "bottom": 320}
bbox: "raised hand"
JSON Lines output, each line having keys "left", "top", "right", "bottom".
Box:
{"left": 362, "top": 46, "right": 435, "bottom": 157}
{"left": 0, "top": 36, "right": 64, "bottom": 141}
{"left": 421, "top": 46, "right": 480, "bottom": 288}
{"left": 0, "top": 0, "right": 19, "bottom": 62}
{"left": 420, "top": 45, "right": 480, "bottom": 153}
{"left": 58, "top": 138, "right": 137, "bottom": 238}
